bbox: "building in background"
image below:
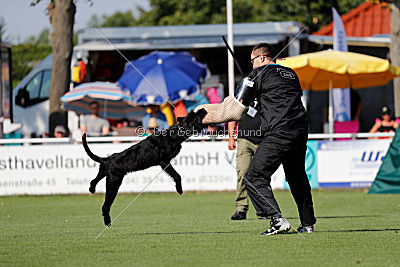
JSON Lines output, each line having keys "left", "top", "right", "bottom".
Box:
{"left": 308, "top": 1, "right": 393, "bottom": 133}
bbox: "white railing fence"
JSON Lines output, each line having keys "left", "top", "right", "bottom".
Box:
{"left": 0, "top": 132, "right": 395, "bottom": 145}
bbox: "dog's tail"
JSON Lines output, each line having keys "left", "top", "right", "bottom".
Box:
{"left": 82, "top": 133, "right": 103, "bottom": 163}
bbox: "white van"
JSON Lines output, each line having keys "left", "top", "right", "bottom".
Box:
{"left": 12, "top": 54, "right": 52, "bottom": 137}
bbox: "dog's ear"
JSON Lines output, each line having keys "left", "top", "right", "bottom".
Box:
{"left": 197, "top": 108, "right": 207, "bottom": 116}
{"left": 195, "top": 108, "right": 207, "bottom": 121}
{"left": 190, "top": 109, "right": 207, "bottom": 128}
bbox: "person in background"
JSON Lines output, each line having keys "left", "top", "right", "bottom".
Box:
{"left": 369, "top": 106, "right": 399, "bottom": 137}
{"left": 147, "top": 117, "right": 159, "bottom": 135}
{"left": 228, "top": 101, "right": 263, "bottom": 220}
{"left": 138, "top": 117, "right": 159, "bottom": 137}
{"left": 201, "top": 124, "right": 220, "bottom": 141}
{"left": 350, "top": 89, "right": 362, "bottom": 121}
{"left": 160, "top": 103, "right": 175, "bottom": 127}
{"left": 142, "top": 105, "right": 169, "bottom": 131}
{"left": 80, "top": 101, "right": 110, "bottom": 136}
{"left": 78, "top": 58, "right": 87, "bottom": 83}
{"left": 206, "top": 125, "right": 218, "bottom": 135}
{"left": 72, "top": 58, "right": 87, "bottom": 87}
{"left": 54, "top": 125, "right": 67, "bottom": 138}
{"left": 71, "top": 63, "right": 81, "bottom": 87}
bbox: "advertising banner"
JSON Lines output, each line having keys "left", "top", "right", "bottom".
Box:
{"left": 317, "top": 139, "right": 391, "bottom": 188}
{"left": 332, "top": 7, "right": 351, "bottom": 122}
{"left": 0, "top": 142, "right": 287, "bottom": 196}
{"left": 283, "top": 140, "right": 319, "bottom": 190}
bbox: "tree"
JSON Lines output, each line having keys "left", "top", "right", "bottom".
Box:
{"left": 31, "top": 0, "right": 76, "bottom": 136}
{"left": 47, "top": 0, "right": 76, "bottom": 136}
{"left": 11, "top": 43, "right": 52, "bottom": 88}
{"left": 100, "top": 11, "right": 136, "bottom": 27}
{"left": 25, "top": 28, "right": 51, "bottom": 44}
{"left": 0, "top": 16, "right": 12, "bottom": 43}
{"left": 94, "top": 0, "right": 365, "bottom": 33}
{"left": 87, "top": 14, "right": 103, "bottom": 28}
{"left": 12, "top": 28, "right": 52, "bottom": 87}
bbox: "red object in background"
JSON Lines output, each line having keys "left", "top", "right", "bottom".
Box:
{"left": 207, "top": 87, "right": 220, "bottom": 104}
{"left": 79, "top": 60, "right": 87, "bottom": 82}
{"left": 334, "top": 120, "right": 360, "bottom": 140}
{"left": 313, "top": 1, "right": 390, "bottom": 37}
{"left": 173, "top": 101, "right": 188, "bottom": 119}
{"left": 108, "top": 118, "right": 119, "bottom": 127}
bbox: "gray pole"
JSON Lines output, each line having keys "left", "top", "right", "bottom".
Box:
{"left": 226, "top": 0, "right": 234, "bottom": 96}
{"left": 0, "top": 40, "right": 3, "bottom": 139}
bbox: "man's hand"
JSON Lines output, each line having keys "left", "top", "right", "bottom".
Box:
{"left": 228, "top": 137, "right": 237, "bottom": 150}
{"left": 228, "top": 121, "right": 237, "bottom": 150}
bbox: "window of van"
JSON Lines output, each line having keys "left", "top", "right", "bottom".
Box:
{"left": 39, "top": 70, "right": 51, "bottom": 98}
{"left": 20, "top": 70, "right": 51, "bottom": 107}
{"left": 26, "top": 72, "right": 43, "bottom": 99}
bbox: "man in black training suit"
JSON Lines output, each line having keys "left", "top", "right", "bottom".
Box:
{"left": 235, "top": 43, "right": 316, "bottom": 235}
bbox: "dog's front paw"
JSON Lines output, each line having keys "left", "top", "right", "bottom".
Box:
{"left": 103, "top": 214, "right": 111, "bottom": 226}
{"left": 175, "top": 181, "right": 183, "bottom": 195}
{"left": 89, "top": 185, "right": 96, "bottom": 194}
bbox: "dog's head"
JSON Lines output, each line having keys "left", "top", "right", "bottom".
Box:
{"left": 173, "top": 108, "right": 208, "bottom": 139}
{"left": 177, "top": 108, "right": 207, "bottom": 131}
{"left": 147, "top": 109, "right": 207, "bottom": 145}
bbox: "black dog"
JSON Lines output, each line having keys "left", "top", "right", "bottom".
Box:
{"left": 82, "top": 109, "right": 207, "bottom": 226}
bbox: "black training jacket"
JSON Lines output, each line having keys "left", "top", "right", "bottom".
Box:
{"left": 237, "top": 102, "right": 263, "bottom": 145}
{"left": 247, "top": 64, "right": 308, "bottom": 134}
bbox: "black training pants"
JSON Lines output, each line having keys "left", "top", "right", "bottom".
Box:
{"left": 244, "top": 128, "right": 316, "bottom": 226}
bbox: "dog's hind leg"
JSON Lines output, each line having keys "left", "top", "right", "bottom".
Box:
{"left": 102, "top": 174, "right": 123, "bottom": 226}
{"left": 160, "top": 163, "right": 183, "bottom": 195}
{"left": 89, "top": 164, "right": 106, "bottom": 194}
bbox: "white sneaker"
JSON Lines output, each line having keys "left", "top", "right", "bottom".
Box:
{"left": 297, "top": 224, "right": 314, "bottom": 233}
{"left": 261, "top": 217, "right": 291, "bottom": 235}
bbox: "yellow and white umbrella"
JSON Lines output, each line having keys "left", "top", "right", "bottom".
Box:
{"left": 280, "top": 50, "right": 400, "bottom": 133}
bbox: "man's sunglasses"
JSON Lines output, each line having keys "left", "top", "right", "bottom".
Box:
{"left": 251, "top": 55, "right": 267, "bottom": 64}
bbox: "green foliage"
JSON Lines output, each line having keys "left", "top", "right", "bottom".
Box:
{"left": 12, "top": 43, "right": 52, "bottom": 88}
{"left": 102, "top": 10, "right": 136, "bottom": 27}
{"left": 73, "top": 32, "right": 79, "bottom": 46}
{"left": 9, "top": 0, "right": 369, "bottom": 90}
{"left": 87, "top": 14, "right": 103, "bottom": 28}
{"left": 88, "top": 10, "right": 136, "bottom": 27}
{"left": 93, "top": 0, "right": 366, "bottom": 33}
{"left": 135, "top": 0, "right": 227, "bottom": 25}
{"left": 11, "top": 28, "right": 51, "bottom": 88}
{"left": 1, "top": 191, "right": 400, "bottom": 265}
{"left": 25, "top": 28, "right": 50, "bottom": 45}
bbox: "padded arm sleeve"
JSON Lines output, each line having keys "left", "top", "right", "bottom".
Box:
{"left": 234, "top": 77, "right": 256, "bottom": 107}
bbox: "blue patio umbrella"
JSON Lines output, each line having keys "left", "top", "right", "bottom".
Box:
{"left": 117, "top": 51, "right": 209, "bottom": 105}
{"left": 61, "top": 82, "right": 145, "bottom": 120}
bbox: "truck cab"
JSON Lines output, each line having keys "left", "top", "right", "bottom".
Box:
{"left": 12, "top": 54, "right": 52, "bottom": 137}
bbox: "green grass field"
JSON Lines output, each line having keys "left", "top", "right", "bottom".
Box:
{"left": 1, "top": 190, "right": 399, "bottom": 266}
